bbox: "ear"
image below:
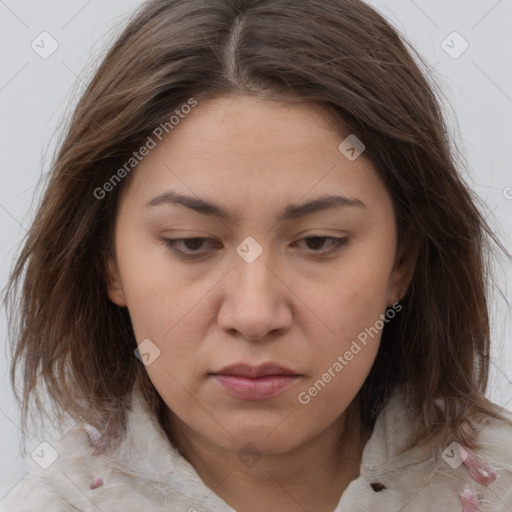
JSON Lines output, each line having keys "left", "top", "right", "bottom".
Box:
{"left": 104, "top": 254, "right": 127, "bottom": 307}
{"left": 387, "top": 228, "right": 419, "bottom": 307}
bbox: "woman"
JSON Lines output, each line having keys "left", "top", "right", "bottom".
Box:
{"left": 3, "top": 0, "right": 512, "bottom": 510}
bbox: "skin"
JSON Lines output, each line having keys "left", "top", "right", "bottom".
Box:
{"left": 106, "top": 95, "right": 417, "bottom": 512}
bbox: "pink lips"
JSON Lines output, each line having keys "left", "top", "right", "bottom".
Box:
{"left": 211, "top": 363, "right": 301, "bottom": 400}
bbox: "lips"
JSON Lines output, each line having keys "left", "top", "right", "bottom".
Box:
{"left": 210, "top": 363, "right": 301, "bottom": 400}
{"left": 213, "top": 363, "right": 298, "bottom": 378}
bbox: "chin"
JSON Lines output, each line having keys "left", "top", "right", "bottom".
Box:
{"left": 205, "top": 416, "right": 310, "bottom": 455}
{"left": 217, "top": 432, "right": 302, "bottom": 456}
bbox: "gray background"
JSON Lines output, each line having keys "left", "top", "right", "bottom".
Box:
{"left": 1, "top": 0, "right": 511, "bottom": 501}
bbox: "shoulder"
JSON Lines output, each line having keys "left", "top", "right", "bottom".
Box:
{"left": 428, "top": 411, "right": 512, "bottom": 512}
{"left": 340, "top": 392, "right": 512, "bottom": 512}
{"left": 474, "top": 409, "right": 512, "bottom": 457}
{"left": 0, "top": 426, "right": 110, "bottom": 511}
{"left": 0, "top": 424, "right": 171, "bottom": 512}
{"left": 0, "top": 391, "right": 235, "bottom": 512}
{"left": 467, "top": 411, "right": 512, "bottom": 508}
{"left": 0, "top": 472, "right": 80, "bottom": 512}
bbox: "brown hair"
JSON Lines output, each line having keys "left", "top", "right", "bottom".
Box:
{"left": 4, "top": 0, "right": 511, "bottom": 453}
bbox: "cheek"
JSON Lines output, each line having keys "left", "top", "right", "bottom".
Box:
{"left": 296, "top": 349, "right": 377, "bottom": 422}
{"left": 115, "top": 234, "right": 214, "bottom": 388}
{"left": 297, "top": 302, "right": 382, "bottom": 410}
{"left": 302, "top": 246, "right": 395, "bottom": 353}
{"left": 115, "top": 230, "right": 189, "bottom": 338}
{"left": 292, "top": 279, "right": 387, "bottom": 432}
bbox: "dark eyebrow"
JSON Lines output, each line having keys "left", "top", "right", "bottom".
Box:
{"left": 144, "top": 191, "right": 367, "bottom": 223}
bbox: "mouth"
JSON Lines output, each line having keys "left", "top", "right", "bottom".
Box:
{"left": 209, "top": 363, "right": 302, "bottom": 400}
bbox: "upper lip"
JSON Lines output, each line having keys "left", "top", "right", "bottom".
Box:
{"left": 212, "top": 363, "right": 299, "bottom": 378}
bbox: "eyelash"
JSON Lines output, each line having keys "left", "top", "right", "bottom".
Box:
{"left": 161, "top": 236, "right": 349, "bottom": 260}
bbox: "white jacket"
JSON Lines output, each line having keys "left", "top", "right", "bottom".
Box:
{"left": 2, "top": 379, "right": 512, "bottom": 512}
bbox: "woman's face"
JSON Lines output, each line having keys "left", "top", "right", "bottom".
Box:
{"left": 106, "top": 95, "right": 412, "bottom": 454}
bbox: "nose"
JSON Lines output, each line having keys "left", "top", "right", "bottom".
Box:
{"left": 217, "top": 249, "right": 293, "bottom": 342}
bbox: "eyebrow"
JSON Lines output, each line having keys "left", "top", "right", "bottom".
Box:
{"left": 144, "top": 190, "right": 367, "bottom": 223}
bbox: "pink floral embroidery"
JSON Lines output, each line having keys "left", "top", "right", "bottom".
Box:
{"left": 459, "top": 447, "right": 497, "bottom": 511}
{"left": 461, "top": 448, "right": 497, "bottom": 486}
{"left": 89, "top": 477, "right": 104, "bottom": 490}
{"left": 85, "top": 426, "right": 109, "bottom": 449}
{"left": 460, "top": 489, "right": 480, "bottom": 511}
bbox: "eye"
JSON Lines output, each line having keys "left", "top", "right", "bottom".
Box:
{"left": 162, "top": 237, "right": 220, "bottom": 260}
{"left": 162, "top": 235, "right": 349, "bottom": 260}
{"left": 292, "top": 236, "right": 349, "bottom": 255}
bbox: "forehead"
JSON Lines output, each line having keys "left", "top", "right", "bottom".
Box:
{"left": 119, "top": 95, "right": 391, "bottom": 221}
{"left": 163, "top": 95, "right": 346, "bottom": 160}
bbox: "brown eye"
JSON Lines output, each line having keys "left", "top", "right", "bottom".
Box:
{"left": 162, "top": 237, "right": 219, "bottom": 259}
{"left": 294, "top": 236, "right": 349, "bottom": 255}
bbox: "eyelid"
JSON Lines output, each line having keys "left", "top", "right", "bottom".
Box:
{"left": 161, "top": 235, "right": 349, "bottom": 260}
{"left": 293, "top": 236, "right": 349, "bottom": 253}
{"left": 161, "top": 237, "right": 219, "bottom": 260}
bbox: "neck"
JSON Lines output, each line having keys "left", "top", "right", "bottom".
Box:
{"left": 161, "top": 401, "right": 372, "bottom": 512}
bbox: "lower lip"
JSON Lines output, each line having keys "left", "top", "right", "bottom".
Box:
{"left": 212, "top": 374, "right": 300, "bottom": 400}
